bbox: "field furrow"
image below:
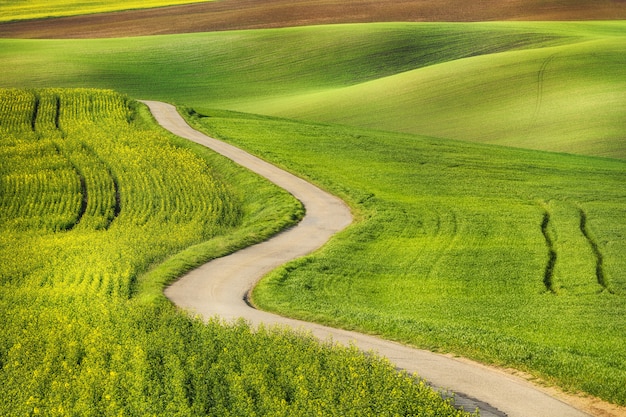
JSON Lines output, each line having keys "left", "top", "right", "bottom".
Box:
{"left": 34, "top": 91, "right": 62, "bottom": 134}
{"left": 540, "top": 201, "right": 609, "bottom": 295}
{"left": 30, "top": 95, "right": 38, "bottom": 132}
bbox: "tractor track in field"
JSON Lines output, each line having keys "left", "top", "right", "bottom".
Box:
{"left": 578, "top": 207, "right": 611, "bottom": 293}
{"left": 533, "top": 53, "right": 557, "bottom": 123}
{"left": 540, "top": 208, "right": 557, "bottom": 293}
{"left": 142, "top": 100, "right": 596, "bottom": 417}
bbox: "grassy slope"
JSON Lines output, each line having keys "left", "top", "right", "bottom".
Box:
{"left": 247, "top": 23, "right": 626, "bottom": 158}
{"left": 0, "top": 23, "right": 572, "bottom": 98}
{"left": 0, "top": 0, "right": 210, "bottom": 22}
{"left": 184, "top": 109, "right": 626, "bottom": 406}
{"left": 1, "top": 22, "right": 624, "bottom": 158}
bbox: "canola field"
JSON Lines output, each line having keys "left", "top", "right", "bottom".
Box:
{"left": 0, "top": 89, "right": 473, "bottom": 416}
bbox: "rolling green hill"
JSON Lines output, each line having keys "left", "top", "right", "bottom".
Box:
{"left": 246, "top": 25, "right": 626, "bottom": 158}
{"left": 1, "top": 22, "right": 624, "bottom": 158}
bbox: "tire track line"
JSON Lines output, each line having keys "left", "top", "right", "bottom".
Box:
{"left": 541, "top": 208, "right": 557, "bottom": 293}
{"left": 533, "top": 53, "right": 557, "bottom": 122}
{"left": 578, "top": 207, "right": 611, "bottom": 293}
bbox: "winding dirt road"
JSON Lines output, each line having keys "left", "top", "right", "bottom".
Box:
{"left": 141, "top": 100, "right": 592, "bottom": 417}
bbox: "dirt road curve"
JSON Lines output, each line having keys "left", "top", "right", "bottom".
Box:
{"left": 141, "top": 100, "right": 591, "bottom": 417}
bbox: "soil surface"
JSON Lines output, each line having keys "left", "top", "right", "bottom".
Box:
{"left": 2, "top": 0, "right": 626, "bottom": 38}
{"left": 141, "top": 100, "right": 608, "bottom": 417}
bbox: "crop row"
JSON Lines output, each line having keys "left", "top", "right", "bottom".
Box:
{"left": 0, "top": 89, "right": 132, "bottom": 134}
{"left": 0, "top": 88, "right": 240, "bottom": 238}
{"left": 0, "top": 87, "right": 243, "bottom": 298}
{"left": 0, "top": 138, "right": 80, "bottom": 230}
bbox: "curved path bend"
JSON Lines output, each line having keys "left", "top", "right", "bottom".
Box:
{"left": 141, "top": 100, "right": 591, "bottom": 417}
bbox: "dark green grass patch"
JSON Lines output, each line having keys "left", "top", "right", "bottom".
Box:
{"left": 0, "top": 23, "right": 572, "bottom": 101}
{"left": 184, "top": 109, "right": 626, "bottom": 405}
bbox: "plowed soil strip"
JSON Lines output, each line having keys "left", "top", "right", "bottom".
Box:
{"left": 142, "top": 100, "right": 591, "bottom": 417}
{"left": 3, "top": 0, "right": 626, "bottom": 38}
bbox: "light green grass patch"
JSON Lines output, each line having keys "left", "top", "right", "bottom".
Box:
{"left": 239, "top": 33, "right": 626, "bottom": 159}
{"left": 0, "top": 0, "right": 212, "bottom": 22}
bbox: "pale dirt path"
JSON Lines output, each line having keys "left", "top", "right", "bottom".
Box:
{"left": 141, "top": 100, "right": 592, "bottom": 417}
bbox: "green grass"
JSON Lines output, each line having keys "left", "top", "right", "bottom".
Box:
{"left": 181, "top": 109, "right": 626, "bottom": 406}
{"left": 0, "top": 88, "right": 473, "bottom": 416}
{"left": 2, "top": 22, "right": 625, "bottom": 157}
{"left": 0, "top": 0, "right": 211, "bottom": 22}
{"left": 2, "top": 20, "right": 625, "bottom": 407}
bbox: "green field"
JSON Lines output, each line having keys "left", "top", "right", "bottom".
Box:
{"left": 1, "top": 22, "right": 625, "bottom": 158}
{"left": 0, "top": 88, "right": 472, "bottom": 416}
{"left": 181, "top": 109, "right": 626, "bottom": 405}
{"left": 2, "top": 19, "right": 626, "bottom": 409}
{"left": 0, "top": 0, "right": 210, "bottom": 22}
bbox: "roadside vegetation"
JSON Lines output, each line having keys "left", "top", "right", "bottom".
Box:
{"left": 0, "top": 89, "right": 474, "bottom": 416}
{"left": 1, "top": 22, "right": 624, "bottom": 158}
{"left": 183, "top": 108, "right": 626, "bottom": 406}
{"left": 0, "top": 0, "right": 210, "bottom": 22}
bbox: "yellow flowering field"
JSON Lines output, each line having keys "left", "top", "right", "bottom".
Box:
{"left": 0, "top": 88, "right": 473, "bottom": 416}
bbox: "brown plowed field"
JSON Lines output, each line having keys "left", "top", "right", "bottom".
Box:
{"left": 1, "top": 0, "right": 626, "bottom": 38}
